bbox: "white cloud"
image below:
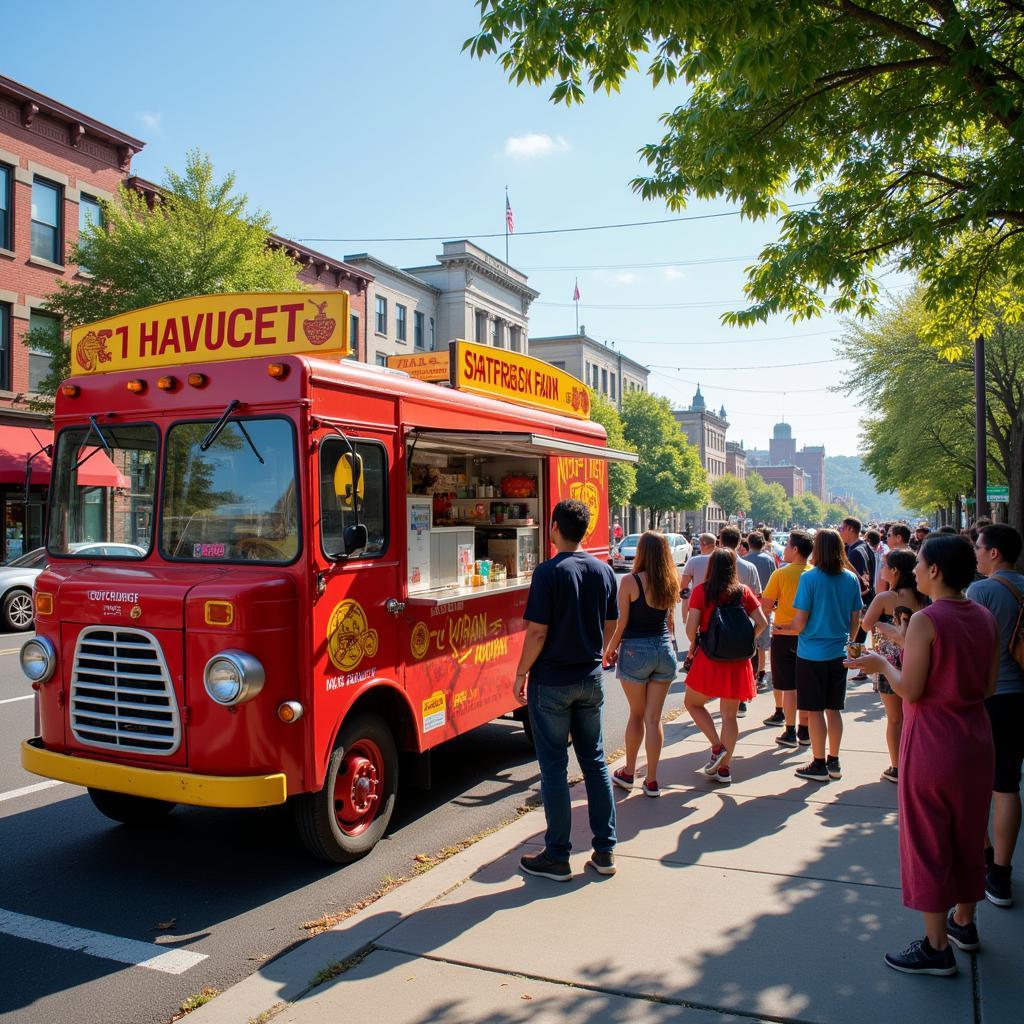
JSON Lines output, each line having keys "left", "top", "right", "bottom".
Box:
{"left": 503, "top": 133, "right": 570, "bottom": 159}
{"left": 662, "top": 266, "right": 687, "bottom": 281}
{"left": 139, "top": 111, "right": 162, "bottom": 131}
{"left": 596, "top": 270, "right": 640, "bottom": 286}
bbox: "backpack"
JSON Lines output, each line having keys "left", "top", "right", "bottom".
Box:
{"left": 990, "top": 575, "right": 1024, "bottom": 671}
{"left": 699, "top": 589, "right": 756, "bottom": 661}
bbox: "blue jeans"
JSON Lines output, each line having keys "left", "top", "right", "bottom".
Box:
{"left": 528, "top": 677, "right": 616, "bottom": 860}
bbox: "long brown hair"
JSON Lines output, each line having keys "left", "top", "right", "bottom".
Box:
{"left": 703, "top": 548, "right": 742, "bottom": 605}
{"left": 633, "top": 531, "right": 680, "bottom": 610}
{"left": 811, "top": 528, "right": 845, "bottom": 575}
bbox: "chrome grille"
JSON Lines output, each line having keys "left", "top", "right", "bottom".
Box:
{"left": 70, "top": 628, "right": 180, "bottom": 755}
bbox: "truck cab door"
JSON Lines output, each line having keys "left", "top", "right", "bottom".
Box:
{"left": 312, "top": 430, "right": 402, "bottom": 712}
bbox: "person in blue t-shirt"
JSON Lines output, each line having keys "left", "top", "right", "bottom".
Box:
{"left": 790, "top": 528, "right": 863, "bottom": 783}
{"left": 515, "top": 499, "right": 618, "bottom": 882}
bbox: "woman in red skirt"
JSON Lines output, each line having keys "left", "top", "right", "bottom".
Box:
{"left": 684, "top": 548, "right": 768, "bottom": 785}
{"left": 848, "top": 535, "right": 998, "bottom": 976}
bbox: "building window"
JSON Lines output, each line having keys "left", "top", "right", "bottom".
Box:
{"left": 509, "top": 325, "right": 521, "bottom": 352}
{"left": 28, "top": 311, "right": 59, "bottom": 392}
{"left": 475, "top": 310, "right": 487, "bottom": 344}
{"left": 550, "top": 360, "right": 566, "bottom": 370}
{"left": 348, "top": 313, "right": 359, "bottom": 359}
{"left": 429, "top": 316, "right": 435, "bottom": 349}
{"left": 601, "top": 368, "right": 608, "bottom": 394}
{"left": 31, "top": 178, "right": 62, "bottom": 263}
{"left": 0, "top": 303, "right": 9, "bottom": 391}
{"left": 375, "top": 296, "right": 387, "bottom": 334}
{"left": 414, "top": 310, "right": 425, "bottom": 349}
{"left": 492, "top": 319, "right": 502, "bottom": 348}
{"left": 79, "top": 193, "right": 103, "bottom": 236}
{"left": 375, "top": 352, "right": 387, "bottom": 367}
{"left": 592, "top": 364, "right": 600, "bottom": 389}
{"left": 395, "top": 303, "right": 407, "bottom": 343}
{"left": 610, "top": 373, "right": 616, "bottom": 401}
{"left": 0, "top": 164, "right": 11, "bottom": 250}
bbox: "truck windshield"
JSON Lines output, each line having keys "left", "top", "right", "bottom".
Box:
{"left": 47, "top": 422, "right": 158, "bottom": 558}
{"left": 161, "top": 417, "right": 299, "bottom": 563}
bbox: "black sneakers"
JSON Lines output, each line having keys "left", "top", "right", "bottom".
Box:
{"left": 520, "top": 851, "right": 572, "bottom": 882}
{"left": 775, "top": 728, "right": 799, "bottom": 748}
{"left": 945, "top": 909, "right": 979, "bottom": 952}
{"left": 588, "top": 850, "right": 617, "bottom": 876}
{"left": 795, "top": 759, "right": 830, "bottom": 782}
{"left": 797, "top": 725, "right": 811, "bottom": 746}
{"left": 826, "top": 755, "right": 842, "bottom": 780}
{"left": 986, "top": 864, "right": 1013, "bottom": 907}
{"left": 737, "top": 701, "right": 748, "bottom": 718}
{"left": 881, "top": 766, "right": 898, "bottom": 783}
{"left": 763, "top": 708, "right": 786, "bottom": 726}
{"left": 884, "top": 938, "right": 957, "bottom": 976}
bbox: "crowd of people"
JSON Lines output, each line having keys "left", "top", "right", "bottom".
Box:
{"left": 513, "top": 498, "right": 1023, "bottom": 982}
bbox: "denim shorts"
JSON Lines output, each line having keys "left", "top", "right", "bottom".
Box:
{"left": 617, "top": 635, "right": 677, "bottom": 684}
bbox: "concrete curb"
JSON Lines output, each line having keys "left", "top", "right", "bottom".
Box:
{"left": 187, "top": 790, "right": 560, "bottom": 1023}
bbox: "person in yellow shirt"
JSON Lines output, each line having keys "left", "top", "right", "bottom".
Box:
{"left": 761, "top": 530, "right": 814, "bottom": 747}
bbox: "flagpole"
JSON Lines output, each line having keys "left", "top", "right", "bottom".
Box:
{"left": 505, "top": 185, "right": 509, "bottom": 263}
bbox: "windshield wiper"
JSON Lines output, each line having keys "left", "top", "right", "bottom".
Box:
{"left": 200, "top": 400, "right": 264, "bottom": 464}
{"left": 74, "top": 415, "right": 113, "bottom": 472}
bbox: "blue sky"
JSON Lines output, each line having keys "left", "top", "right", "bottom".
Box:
{"left": 5, "top": 0, "right": 907, "bottom": 457}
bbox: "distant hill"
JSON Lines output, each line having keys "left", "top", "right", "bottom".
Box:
{"left": 825, "top": 455, "right": 913, "bottom": 521}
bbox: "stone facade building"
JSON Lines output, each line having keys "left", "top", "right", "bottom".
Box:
{"left": 674, "top": 386, "right": 729, "bottom": 535}
{"left": 726, "top": 440, "right": 747, "bottom": 480}
{"left": 347, "top": 241, "right": 538, "bottom": 366}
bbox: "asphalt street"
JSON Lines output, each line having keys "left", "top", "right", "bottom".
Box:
{"left": 0, "top": 601, "right": 692, "bottom": 1024}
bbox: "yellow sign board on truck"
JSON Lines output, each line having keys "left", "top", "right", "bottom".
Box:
{"left": 69, "top": 291, "right": 350, "bottom": 376}
{"left": 449, "top": 339, "right": 591, "bottom": 420}
{"left": 386, "top": 351, "right": 451, "bottom": 382}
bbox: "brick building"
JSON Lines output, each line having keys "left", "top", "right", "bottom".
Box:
{"left": 726, "top": 440, "right": 746, "bottom": 480}
{"left": 747, "top": 422, "right": 826, "bottom": 501}
{"left": 0, "top": 75, "right": 371, "bottom": 560}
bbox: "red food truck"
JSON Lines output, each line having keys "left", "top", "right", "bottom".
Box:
{"left": 20, "top": 292, "right": 635, "bottom": 862}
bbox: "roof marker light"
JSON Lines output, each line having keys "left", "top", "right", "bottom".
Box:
{"left": 127, "top": 379, "right": 146, "bottom": 394}
{"left": 188, "top": 373, "right": 207, "bottom": 388}
{"left": 267, "top": 363, "right": 289, "bottom": 380}
{"left": 157, "top": 375, "right": 178, "bottom": 391}
{"left": 61, "top": 384, "right": 80, "bottom": 398}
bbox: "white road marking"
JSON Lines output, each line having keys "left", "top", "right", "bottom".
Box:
{"left": 0, "top": 908, "right": 208, "bottom": 974}
{"left": 0, "top": 694, "right": 33, "bottom": 705}
{"left": 0, "top": 780, "right": 64, "bottom": 803}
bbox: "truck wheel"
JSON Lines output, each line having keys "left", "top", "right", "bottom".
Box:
{"left": 87, "top": 788, "right": 177, "bottom": 824}
{"left": 292, "top": 713, "right": 398, "bottom": 864}
{"left": 3, "top": 589, "right": 34, "bottom": 631}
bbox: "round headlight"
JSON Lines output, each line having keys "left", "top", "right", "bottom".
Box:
{"left": 21, "top": 637, "right": 56, "bottom": 684}
{"left": 203, "top": 650, "right": 265, "bottom": 706}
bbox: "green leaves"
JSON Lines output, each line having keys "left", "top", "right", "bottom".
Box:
{"left": 711, "top": 473, "right": 749, "bottom": 519}
{"left": 468, "top": 0, "right": 1024, "bottom": 344}
{"left": 587, "top": 390, "right": 638, "bottom": 507}
{"left": 33, "top": 150, "right": 303, "bottom": 400}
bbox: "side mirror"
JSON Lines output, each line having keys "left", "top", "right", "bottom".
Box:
{"left": 343, "top": 524, "right": 368, "bottom": 556}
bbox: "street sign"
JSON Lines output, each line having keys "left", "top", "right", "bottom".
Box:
{"left": 986, "top": 485, "right": 1009, "bottom": 502}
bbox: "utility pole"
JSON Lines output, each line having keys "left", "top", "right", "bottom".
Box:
{"left": 975, "top": 335, "right": 989, "bottom": 520}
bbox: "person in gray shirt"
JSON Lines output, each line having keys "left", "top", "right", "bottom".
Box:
{"left": 743, "top": 531, "right": 777, "bottom": 688}
{"left": 967, "top": 523, "right": 1024, "bottom": 908}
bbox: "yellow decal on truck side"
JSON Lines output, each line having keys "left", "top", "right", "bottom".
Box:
{"left": 327, "top": 599, "right": 379, "bottom": 672}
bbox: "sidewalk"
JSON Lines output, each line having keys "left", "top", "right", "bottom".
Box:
{"left": 191, "top": 683, "right": 1021, "bottom": 1024}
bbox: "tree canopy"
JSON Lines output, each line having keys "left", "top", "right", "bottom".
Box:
{"left": 588, "top": 390, "right": 638, "bottom": 507}
{"left": 621, "top": 389, "right": 709, "bottom": 522}
{"left": 746, "top": 471, "right": 792, "bottom": 527}
{"left": 31, "top": 149, "right": 303, "bottom": 398}
{"left": 711, "top": 473, "right": 749, "bottom": 520}
{"left": 790, "top": 492, "right": 826, "bottom": 527}
{"left": 839, "top": 288, "right": 1024, "bottom": 530}
{"left": 468, "top": 1, "right": 1024, "bottom": 347}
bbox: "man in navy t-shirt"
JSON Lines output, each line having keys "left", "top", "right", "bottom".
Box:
{"left": 515, "top": 499, "right": 618, "bottom": 881}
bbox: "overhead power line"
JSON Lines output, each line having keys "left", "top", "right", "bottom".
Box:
{"left": 648, "top": 357, "right": 843, "bottom": 371}
{"left": 601, "top": 329, "right": 841, "bottom": 347}
{"left": 523, "top": 256, "right": 755, "bottom": 271}
{"left": 650, "top": 369, "right": 830, "bottom": 395}
{"left": 296, "top": 203, "right": 815, "bottom": 244}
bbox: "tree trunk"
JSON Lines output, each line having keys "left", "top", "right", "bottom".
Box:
{"left": 1008, "top": 420, "right": 1024, "bottom": 538}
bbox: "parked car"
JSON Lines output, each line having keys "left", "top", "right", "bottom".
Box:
{"left": 612, "top": 532, "right": 691, "bottom": 572}
{"left": 0, "top": 542, "right": 148, "bottom": 631}
{"left": 0, "top": 548, "right": 49, "bottom": 631}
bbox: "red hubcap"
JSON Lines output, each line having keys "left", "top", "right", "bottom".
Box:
{"left": 334, "top": 739, "right": 383, "bottom": 836}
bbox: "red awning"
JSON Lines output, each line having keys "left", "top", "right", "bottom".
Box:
{"left": 0, "top": 426, "right": 129, "bottom": 488}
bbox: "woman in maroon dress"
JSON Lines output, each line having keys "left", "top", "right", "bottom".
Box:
{"left": 684, "top": 548, "right": 767, "bottom": 785}
{"left": 848, "top": 535, "right": 998, "bottom": 976}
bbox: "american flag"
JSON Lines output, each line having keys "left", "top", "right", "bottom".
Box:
{"left": 573, "top": 279, "right": 581, "bottom": 301}
{"left": 505, "top": 196, "right": 515, "bottom": 234}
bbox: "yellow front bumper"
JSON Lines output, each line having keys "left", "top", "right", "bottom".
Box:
{"left": 21, "top": 739, "right": 288, "bottom": 808}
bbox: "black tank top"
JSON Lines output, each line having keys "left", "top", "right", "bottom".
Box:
{"left": 622, "top": 573, "right": 670, "bottom": 639}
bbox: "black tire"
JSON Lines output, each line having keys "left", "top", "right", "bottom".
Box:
{"left": 87, "top": 788, "right": 176, "bottom": 824}
{"left": 292, "top": 713, "right": 398, "bottom": 864}
{"left": 3, "top": 589, "right": 34, "bottom": 631}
